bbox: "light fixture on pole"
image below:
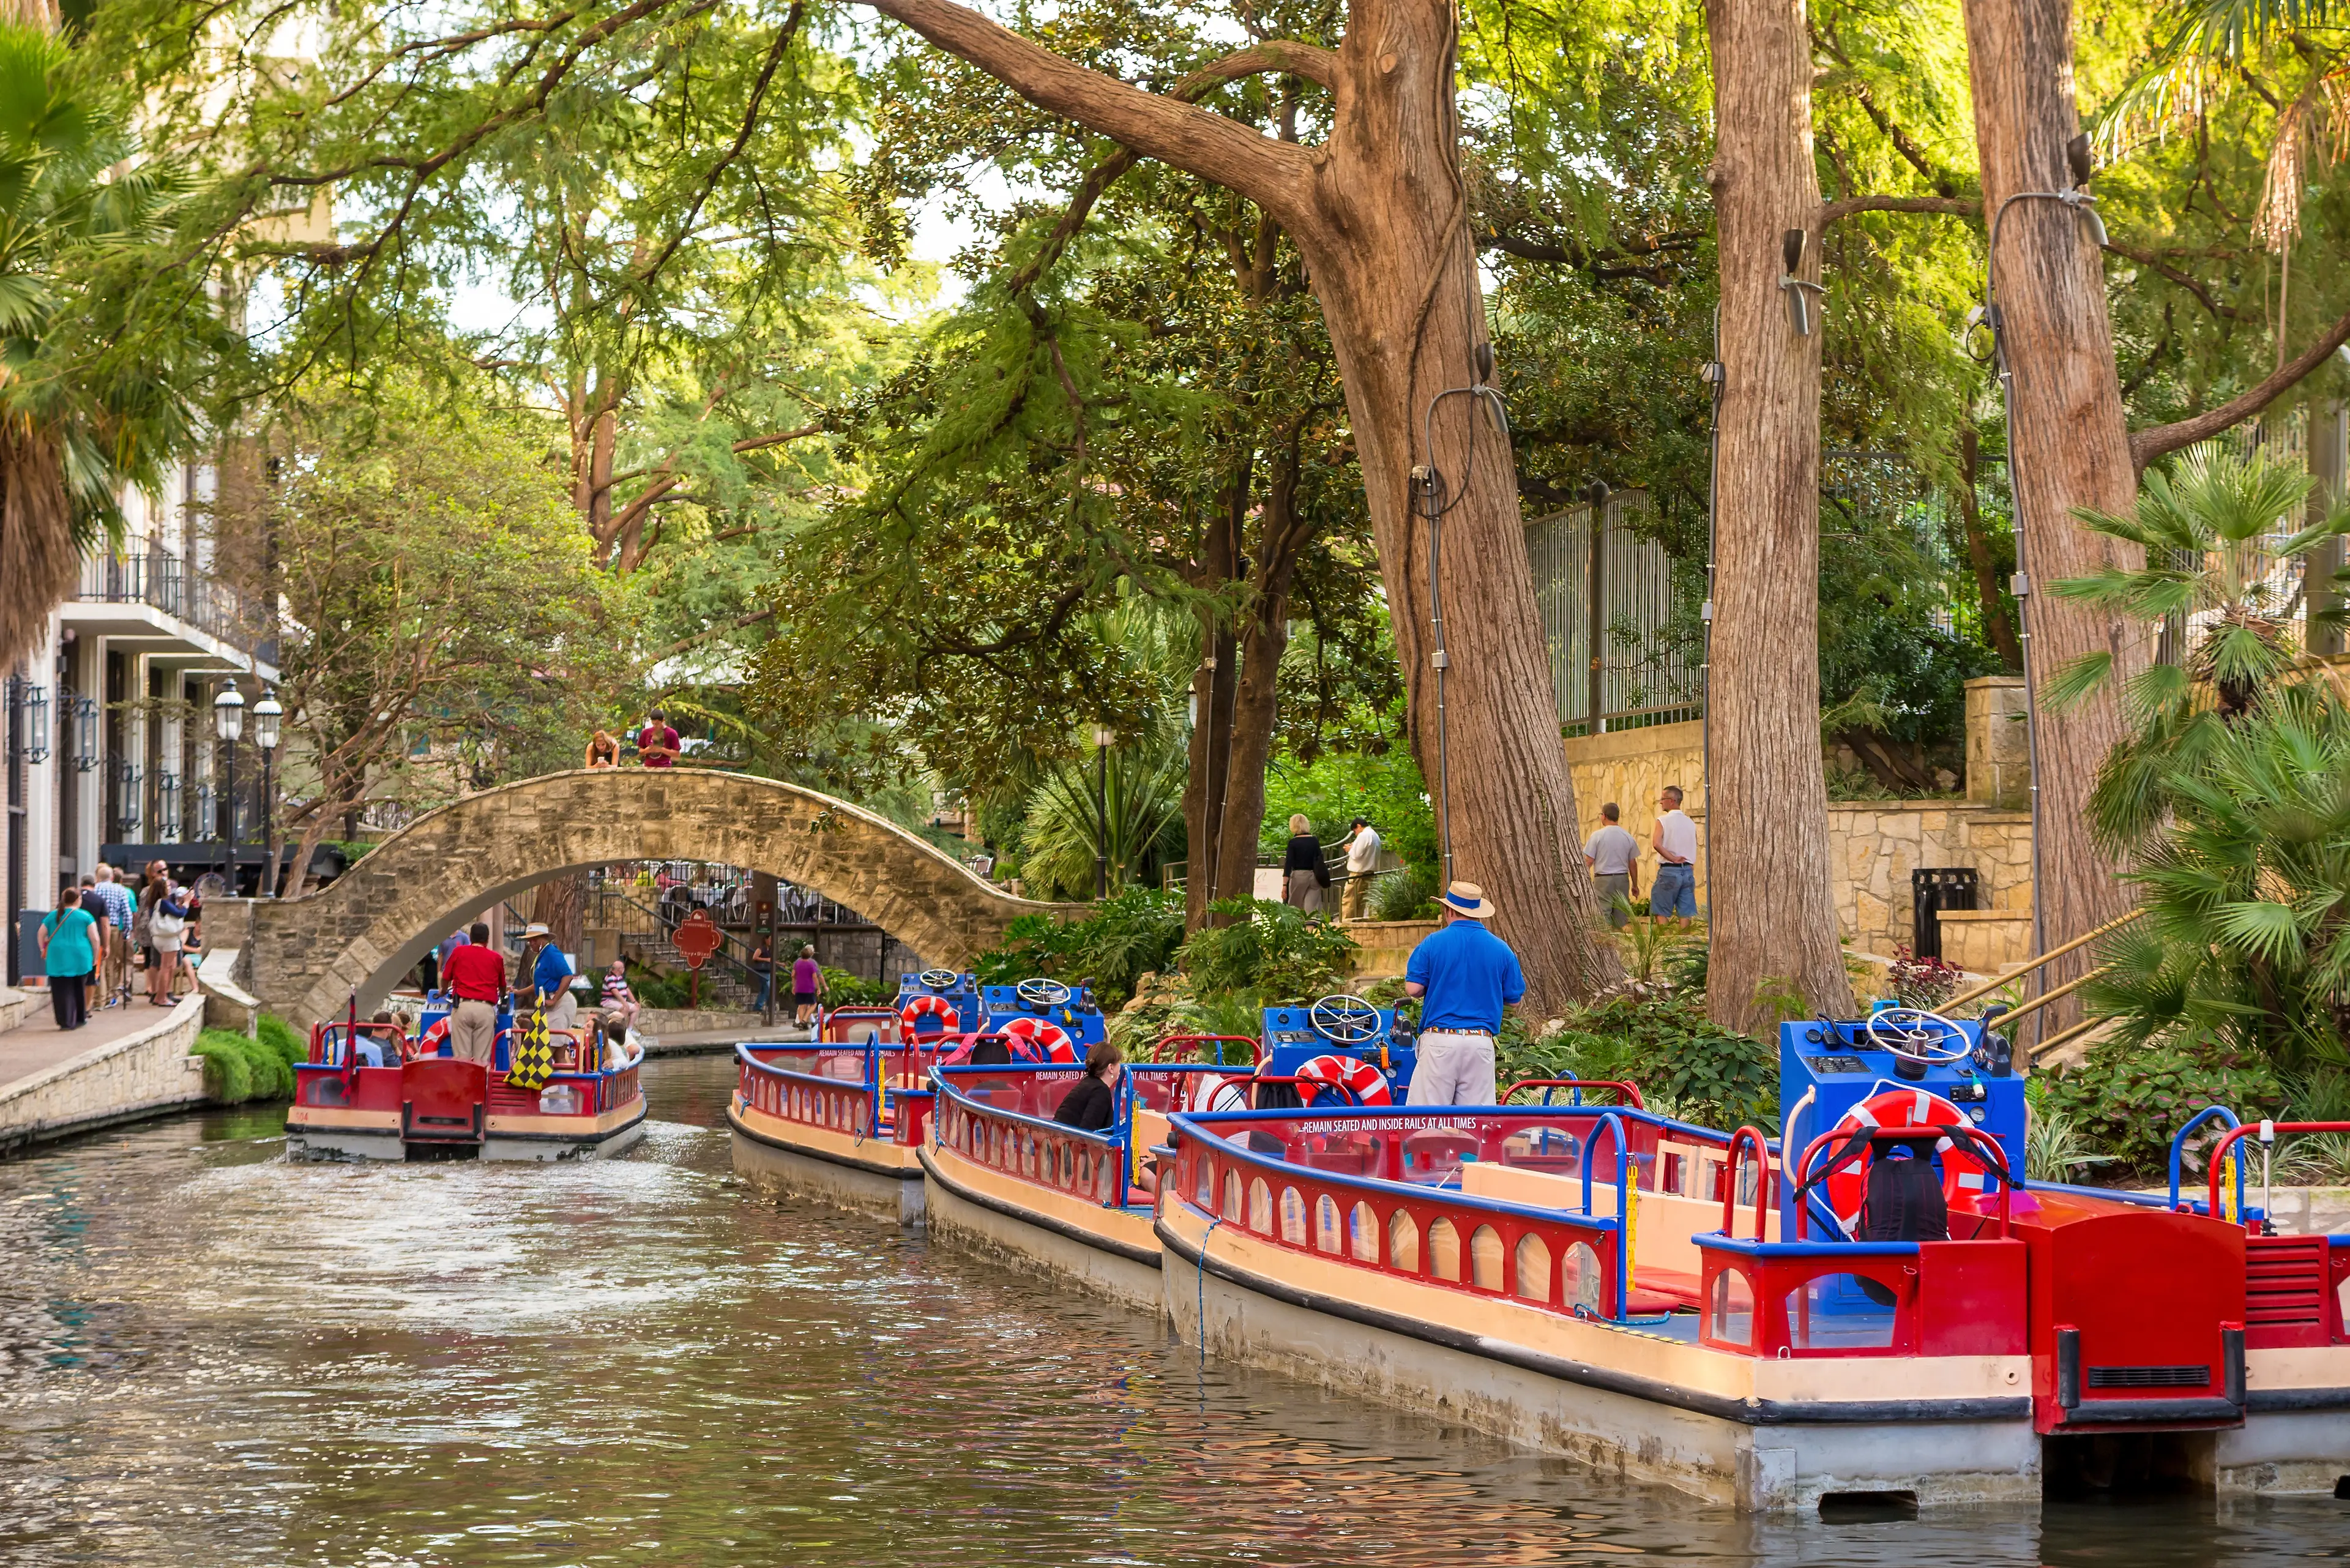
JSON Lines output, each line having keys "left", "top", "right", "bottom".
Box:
{"left": 253, "top": 689, "right": 282, "bottom": 897}
{"left": 70, "top": 695, "right": 99, "bottom": 772}
{"left": 214, "top": 680, "right": 244, "bottom": 892}
{"left": 1092, "top": 724, "right": 1114, "bottom": 899}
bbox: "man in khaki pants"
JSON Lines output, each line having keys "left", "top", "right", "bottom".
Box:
{"left": 1401, "top": 882, "right": 1524, "bottom": 1105}
{"left": 439, "top": 922, "right": 507, "bottom": 1064}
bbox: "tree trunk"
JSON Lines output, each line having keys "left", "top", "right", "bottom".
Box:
{"left": 1184, "top": 466, "right": 1244, "bottom": 930}
{"left": 1961, "top": 0, "right": 2141, "bottom": 1030}
{"left": 532, "top": 872, "right": 585, "bottom": 955}
{"left": 1956, "top": 427, "right": 2023, "bottom": 670}
{"left": 864, "top": 0, "right": 1624, "bottom": 1012}
{"left": 1701, "top": 0, "right": 1856, "bottom": 1032}
{"left": 1209, "top": 431, "right": 1310, "bottom": 914}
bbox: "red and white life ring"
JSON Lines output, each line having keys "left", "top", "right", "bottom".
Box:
{"left": 414, "top": 1018, "right": 450, "bottom": 1061}
{"left": 1001, "top": 1015, "right": 1079, "bottom": 1062}
{"left": 900, "top": 995, "right": 963, "bottom": 1037}
{"left": 1294, "top": 1053, "right": 1392, "bottom": 1106}
{"left": 1817, "top": 1086, "right": 1987, "bottom": 1236}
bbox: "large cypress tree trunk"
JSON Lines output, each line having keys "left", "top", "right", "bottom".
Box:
{"left": 867, "top": 0, "right": 1625, "bottom": 1012}
{"left": 1698, "top": 0, "right": 1856, "bottom": 1033}
{"left": 1961, "top": 0, "right": 2140, "bottom": 1026}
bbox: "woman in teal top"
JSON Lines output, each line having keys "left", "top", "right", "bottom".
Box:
{"left": 38, "top": 887, "right": 99, "bottom": 1032}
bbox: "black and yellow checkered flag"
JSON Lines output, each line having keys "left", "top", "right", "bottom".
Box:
{"left": 507, "top": 999, "right": 554, "bottom": 1091}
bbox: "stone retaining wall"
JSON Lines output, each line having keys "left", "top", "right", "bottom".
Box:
{"left": 0, "top": 995, "right": 208, "bottom": 1154}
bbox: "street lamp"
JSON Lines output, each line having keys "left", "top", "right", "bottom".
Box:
{"left": 1092, "top": 724, "right": 1114, "bottom": 899}
{"left": 214, "top": 680, "right": 244, "bottom": 892}
{"left": 253, "top": 689, "right": 282, "bottom": 897}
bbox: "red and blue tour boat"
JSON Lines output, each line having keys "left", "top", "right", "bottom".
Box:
{"left": 286, "top": 1007, "right": 647, "bottom": 1162}
{"left": 726, "top": 971, "right": 1112, "bottom": 1221}
{"left": 904, "top": 993, "right": 2350, "bottom": 1512}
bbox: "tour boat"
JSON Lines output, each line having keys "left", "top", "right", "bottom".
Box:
{"left": 728, "top": 1004, "right": 938, "bottom": 1221}
{"left": 1149, "top": 1007, "right": 2350, "bottom": 1512}
{"left": 286, "top": 1015, "right": 647, "bottom": 1161}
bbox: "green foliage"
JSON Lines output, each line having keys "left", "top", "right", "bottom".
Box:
{"left": 193, "top": 1027, "right": 300, "bottom": 1103}
{"left": 1502, "top": 998, "right": 1777, "bottom": 1132}
{"left": 1177, "top": 898, "right": 1360, "bottom": 1003}
{"left": 624, "top": 961, "right": 692, "bottom": 1011}
{"left": 819, "top": 967, "right": 893, "bottom": 1008}
{"left": 1368, "top": 864, "right": 1441, "bottom": 924}
{"left": 969, "top": 886, "right": 1189, "bottom": 1009}
{"left": 255, "top": 1013, "right": 305, "bottom": 1064}
{"left": 2080, "top": 680, "right": 2350, "bottom": 1077}
{"left": 2036, "top": 1037, "right": 2285, "bottom": 1179}
{"left": 1259, "top": 745, "right": 1437, "bottom": 869}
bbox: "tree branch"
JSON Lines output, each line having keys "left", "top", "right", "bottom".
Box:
{"left": 1815, "top": 194, "right": 1980, "bottom": 227}
{"left": 660, "top": 607, "right": 776, "bottom": 657}
{"left": 2130, "top": 302, "right": 2350, "bottom": 470}
{"left": 2099, "top": 237, "right": 2243, "bottom": 321}
{"left": 857, "top": 0, "right": 1319, "bottom": 225}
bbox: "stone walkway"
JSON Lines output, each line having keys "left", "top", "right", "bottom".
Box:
{"left": 0, "top": 988, "right": 192, "bottom": 1092}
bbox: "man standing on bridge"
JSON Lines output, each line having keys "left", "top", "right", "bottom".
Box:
{"left": 441, "top": 921, "right": 505, "bottom": 1064}
{"left": 637, "top": 709, "right": 681, "bottom": 768}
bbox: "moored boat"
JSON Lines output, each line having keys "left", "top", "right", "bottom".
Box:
{"left": 727, "top": 1006, "right": 938, "bottom": 1221}
{"left": 1151, "top": 1006, "right": 2350, "bottom": 1510}
{"left": 287, "top": 1015, "right": 647, "bottom": 1162}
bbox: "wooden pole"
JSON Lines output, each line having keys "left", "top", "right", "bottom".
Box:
{"left": 1944, "top": 906, "right": 2144, "bottom": 1014}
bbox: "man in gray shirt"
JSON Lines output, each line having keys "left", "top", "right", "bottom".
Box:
{"left": 1583, "top": 802, "right": 1640, "bottom": 929}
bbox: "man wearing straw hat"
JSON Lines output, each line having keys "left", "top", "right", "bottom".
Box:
{"left": 1401, "top": 881, "right": 1524, "bottom": 1106}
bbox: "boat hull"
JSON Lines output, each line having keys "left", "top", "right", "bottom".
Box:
{"left": 728, "top": 1096, "right": 924, "bottom": 1223}
{"left": 1154, "top": 1195, "right": 2042, "bottom": 1512}
{"left": 917, "top": 1139, "right": 1161, "bottom": 1313}
{"left": 285, "top": 1099, "right": 648, "bottom": 1162}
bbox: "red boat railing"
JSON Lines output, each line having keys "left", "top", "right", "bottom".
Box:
{"left": 1168, "top": 1105, "right": 1628, "bottom": 1320}
{"left": 1150, "top": 1034, "right": 1261, "bottom": 1066}
{"left": 1504, "top": 1078, "right": 1646, "bottom": 1110}
{"left": 932, "top": 1066, "right": 1123, "bottom": 1208}
{"left": 735, "top": 1045, "right": 885, "bottom": 1141}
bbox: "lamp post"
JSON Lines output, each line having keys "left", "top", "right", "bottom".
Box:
{"left": 1091, "top": 724, "right": 1113, "bottom": 899}
{"left": 252, "top": 690, "right": 282, "bottom": 897}
{"left": 213, "top": 680, "right": 244, "bottom": 892}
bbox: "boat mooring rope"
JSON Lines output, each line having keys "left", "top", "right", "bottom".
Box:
{"left": 1196, "top": 1215, "right": 1225, "bottom": 1365}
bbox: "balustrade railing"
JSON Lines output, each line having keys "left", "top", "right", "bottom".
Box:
{"left": 77, "top": 539, "right": 275, "bottom": 663}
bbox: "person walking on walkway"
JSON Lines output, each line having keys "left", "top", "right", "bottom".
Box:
{"left": 1649, "top": 785, "right": 1699, "bottom": 927}
{"left": 37, "top": 886, "right": 100, "bottom": 1031}
{"left": 1281, "top": 815, "right": 1329, "bottom": 916}
{"left": 441, "top": 921, "right": 505, "bottom": 1064}
{"left": 749, "top": 935, "right": 775, "bottom": 1015}
{"left": 1582, "top": 803, "right": 1641, "bottom": 930}
{"left": 1338, "top": 816, "right": 1381, "bottom": 924}
{"left": 146, "top": 883, "right": 191, "bottom": 1007}
{"left": 1401, "top": 882, "right": 1523, "bottom": 1107}
{"left": 85, "top": 866, "right": 133, "bottom": 1007}
{"left": 791, "top": 946, "right": 824, "bottom": 1029}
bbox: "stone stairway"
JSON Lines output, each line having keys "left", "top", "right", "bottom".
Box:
{"left": 621, "top": 931, "right": 759, "bottom": 1009}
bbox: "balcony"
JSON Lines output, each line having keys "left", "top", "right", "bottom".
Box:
{"left": 70, "top": 537, "right": 278, "bottom": 674}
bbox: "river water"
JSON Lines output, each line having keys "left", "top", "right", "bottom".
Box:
{"left": 0, "top": 1053, "right": 2341, "bottom": 1566}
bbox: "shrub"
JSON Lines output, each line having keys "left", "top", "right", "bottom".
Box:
{"left": 1367, "top": 864, "right": 1439, "bottom": 923}
{"left": 193, "top": 1027, "right": 297, "bottom": 1103}
{"left": 2035, "top": 1034, "right": 2285, "bottom": 1181}
{"left": 256, "top": 1012, "right": 306, "bottom": 1062}
{"left": 1504, "top": 997, "right": 1777, "bottom": 1131}
{"left": 1885, "top": 947, "right": 1962, "bottom": 1010}
{"left": 625, "top": 961, "right": 692, "bottom": 1010}
{"left": 820, "top": 967, "right": 893, "bottom": 1007}
{"left": 971, "top": 886, "right": 1187, "bottom": 1007}
{"left": 1177, "top": 898, "right": 1359, "bottom": 1002}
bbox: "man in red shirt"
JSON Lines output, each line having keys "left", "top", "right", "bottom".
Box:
{"left": 440, "top": 922, "right": 507, "bottom": 1064}
{"left": 637, "top": 709, "right": 681, "bottom": 767}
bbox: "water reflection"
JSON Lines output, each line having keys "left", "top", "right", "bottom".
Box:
{"left": 0, "top": 1053, "right": 2337, "bottom": 1565}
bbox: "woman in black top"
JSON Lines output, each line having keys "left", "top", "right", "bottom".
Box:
{"left": 1281, "top": 814, "right": 1328, "bottom": 916}
{"left": 1053, "top": 1040, "right": 1124, "bottom": 1132}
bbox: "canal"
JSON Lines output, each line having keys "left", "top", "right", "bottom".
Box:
{"left": 0, "top": 1053, "right": 2340, "bottom": 1566}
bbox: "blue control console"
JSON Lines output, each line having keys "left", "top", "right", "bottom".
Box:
{"left": 980, "top": 982, "right": 1105, "bottom": 1047}
{"left": 1258, "top": 1001, "right": 1417, "bottom": 1095}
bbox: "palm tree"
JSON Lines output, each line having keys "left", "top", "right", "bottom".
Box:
{"left": 0, "top": 23, "right": 203, "bottom": 676}
{"left": 2046, "top": 441, "right": 2349, "bottom": 851}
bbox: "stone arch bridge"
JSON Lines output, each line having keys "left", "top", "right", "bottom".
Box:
{"left": 245, "top": 769, "right": 1069, "bottom": 1026}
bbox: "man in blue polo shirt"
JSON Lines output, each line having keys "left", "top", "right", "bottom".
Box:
{"left": 1402, "top": 881, "right": 1525, "bottom": 1106}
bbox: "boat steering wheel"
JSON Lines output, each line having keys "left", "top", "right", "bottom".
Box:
{"left": 1308, "top": 993, "right": 1383, "bottom": 1046}
{"left": 1865, "top": 1006, "right": 1972, "bottom": 1068}
{"left": 1016, "top": 977, "right": 1073, "bottom": 1009}
{"left": 918, "top": 968, "right": 960, "bottom": 990}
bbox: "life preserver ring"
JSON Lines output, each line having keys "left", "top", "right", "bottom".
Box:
{"left": 414, "top": 1018, "right": 450, "bottom": 1061}
{"left": 900, "top": 995, "right": 963, "bottom": 1038}
{"left": 1293, "top": 1053, "right": 1392, "bottom": 1106}
{"left": 1816, "top": 1087, "right": 1986, "bottom": 1236}
{"left": 1001, "top": 1015, "right": 1078, "bottom": 1062}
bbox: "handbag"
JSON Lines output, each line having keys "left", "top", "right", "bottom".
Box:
{"left": 507, "top": 999, "right": 554, "bottom": 1091}
{"left": 151, "top": 907, "right": 187, "bottom": 941}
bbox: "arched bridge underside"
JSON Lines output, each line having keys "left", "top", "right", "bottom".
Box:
{"left": 247, "top": 769, "right": 1070, "bottom": 1026}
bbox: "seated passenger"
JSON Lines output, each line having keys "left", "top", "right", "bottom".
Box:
{"left": 355, "top": 1011, "right": 403, "bottom": 1067}
{"left": 600, "top": 959, "right": 639, "bottom": 1034}
{"left": 1053, "top": 1042, "right": 1123, "bottom": 1133}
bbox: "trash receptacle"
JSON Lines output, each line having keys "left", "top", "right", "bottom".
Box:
{"left": 1911, "top": 867, "right": 1979, "bottom": 961}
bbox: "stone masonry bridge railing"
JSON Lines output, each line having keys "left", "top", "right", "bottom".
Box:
{"left": 243, "top": 769, "right": 1073, "bottom": 1027}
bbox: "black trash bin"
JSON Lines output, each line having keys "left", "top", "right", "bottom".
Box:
{"left": 1911, "top": 867, "right": 1979, "bottom": 961}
